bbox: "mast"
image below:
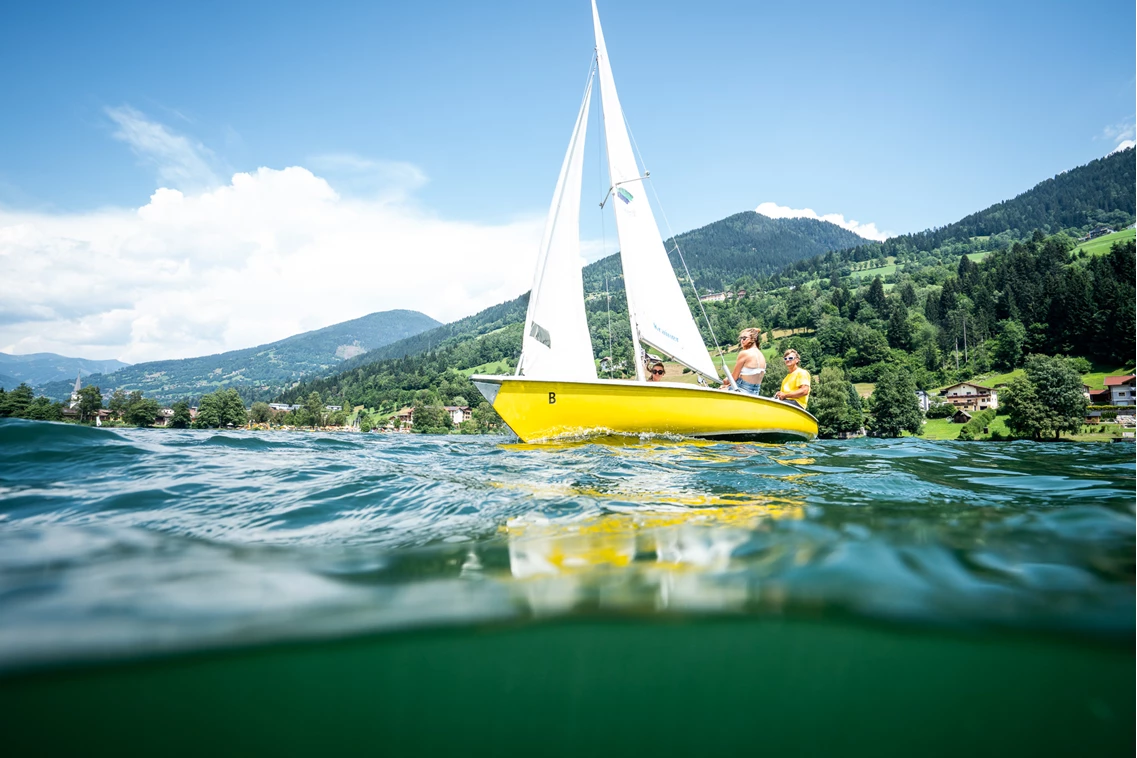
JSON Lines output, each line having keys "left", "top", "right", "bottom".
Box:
{"left": 591, "top": 0, "right": 719, "bottom": 382}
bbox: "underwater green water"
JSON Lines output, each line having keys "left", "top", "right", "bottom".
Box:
{"left": 0, "top": 420, "right": 1132, "bottom": 754}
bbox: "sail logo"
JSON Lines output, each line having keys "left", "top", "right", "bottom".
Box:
{"left": 652, "top": 323, "right": 679, "bottom": 343}
{"left": 617, "top": 187, "right": 634, "bottom": 204}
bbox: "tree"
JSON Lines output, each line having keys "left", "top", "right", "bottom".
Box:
{"left": 192, "top": 389, "right": 247, "bottom": 428}
{"left": 170, "top": 401, "right": 192, "bottom": 429}
{"left": 992, "top": 319, "right": 1026, "bottom": 370}
{"left": 107, "top": 389, "right": 130, "bottom": 418}
{"left": 760, "top": 351, "right": 788, "bottom": 397}
{"left": 1001, "top": 376, "right": 1048, "bottom": 440}
{"left": 23, "top": 396, "right": 63, "bottom": 421}
{"left": 866, "top": 276, "right": 887, "bottom": 312}
{"left": 250, "top": 402, "right": 272, "bottom": 424}
{"left": 1024, "top": 354, "right": 1086, "bottom": 439}
{"left": 304, "top": 392, "right": 324, "bottom": 429}
{"left": 468, "top": 402, "right": 503, "bottom": 434}
{"left": 811, "top": 366, "right": 863, "bottom": 438}
{"left": 886, "top": 301, "right": 911, "bottom": 350}
{"left": 76, "top": 385, "right": 103, "bottom": 423}
{"left": 0, "top": 383, "right": 34, "bottom": 417}
{"left": 220, "top": 389, "right": 248, "bottom": 427}
{"left": 125, "top": 397, "right": 161, "bottom": 426}
{"left": 412, "top": 402, "right": 452, "bottom": 434}
{"left": 867, "top": 369, "right": 922, "bottom": 437}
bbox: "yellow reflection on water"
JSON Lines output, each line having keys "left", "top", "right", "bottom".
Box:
{"left": 501, "top": 496, "right": 804, "bottom": 615}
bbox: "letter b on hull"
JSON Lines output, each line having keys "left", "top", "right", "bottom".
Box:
{"left": 549, "top": 392, "right": 556, "bottom": 404}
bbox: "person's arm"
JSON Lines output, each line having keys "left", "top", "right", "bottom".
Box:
{"left": 721, "top": 355, "right": 745, "bottom": 388}
{"left": 775, "top": 373, "right": 810, "bottom": 400}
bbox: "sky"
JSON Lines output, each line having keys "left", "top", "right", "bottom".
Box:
{"left": 0, "top": 0, "right": 1133, "bottom": 363}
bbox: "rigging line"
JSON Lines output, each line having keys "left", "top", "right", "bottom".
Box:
{"left": 623, "top": 112, "right": 734, "bottom": 383}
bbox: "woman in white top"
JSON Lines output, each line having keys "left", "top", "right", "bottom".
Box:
{"left": 722, "top": 328, "right": 766, "bottom": 395}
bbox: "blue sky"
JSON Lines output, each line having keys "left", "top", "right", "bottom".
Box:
{"left": 0, "top": 0, "right": 1133, "bottom": 361}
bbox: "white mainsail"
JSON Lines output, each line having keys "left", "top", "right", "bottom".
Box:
{"left": 518, "top": 72, "right": 598, "bottom": 381}
{"left": 591, "top": 0, "right": 719, "bottom": 381}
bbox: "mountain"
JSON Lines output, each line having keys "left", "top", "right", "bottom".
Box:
{"left": 346, "top": 215, "right": 867, "bottom": 371}
{"left": 582, "top": 213, "right": 869, "bottom": 294}
{"left": 38, "top": 309, "right": 440, "bottom": 404}
{"left": 781, "top": 148, "right": 1136, "bottom": 282}
{"left": 0, "top": 352, "right": 130, "bottom": 389}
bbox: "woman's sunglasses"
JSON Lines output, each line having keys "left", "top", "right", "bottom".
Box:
{"left": 783, "top": 355, "right": 797, "bottom": 362}
{"left": 652, "top": 369, "right": 665, "bottom": 375}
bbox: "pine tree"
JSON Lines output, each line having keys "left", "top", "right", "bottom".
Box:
{"left": 886, "top": 301, "right": 911, "bottom": 350}
{"left": 866, "top": 276, "right": 887, "bottom": 312}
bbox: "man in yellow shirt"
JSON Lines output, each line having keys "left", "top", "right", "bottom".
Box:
{"left": 774, "top": 350, "right": 811, "bottom": 409}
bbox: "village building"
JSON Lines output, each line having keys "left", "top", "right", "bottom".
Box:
{"left": 1103, "top": 375, "right": 1135, "bottom": 406}
{"left": 391, "top": 407, "right": 415, "bottom": 428}
{"left": 444, "top": 406, "right": 473, "bottom": 424}
{"left": 951, "top": 409, "right": 973, "bottom": 424}
{"left": 915, "top": 390, "right": 931, "bottom": 412}
{"left": 939, "top": 382, "right": 999, "bottom": 412}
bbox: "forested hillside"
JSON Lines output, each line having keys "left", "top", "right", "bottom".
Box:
{"left": 780, "top": 148, "right": 1135, "bottom": 282}
{"left": 583, "top": 212, "right": 868, "bottom": 294}
{"left": 39, "top": 309, "right": 440, "bottom": 404}
{"left": 276, "top": 149, "right": 1135, "bottom": 418}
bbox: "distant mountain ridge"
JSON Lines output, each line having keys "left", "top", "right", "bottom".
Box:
{"left": 582, "top": 212, "right": 869, "bottom": 294}
{"left": 0, "top": 352, "right": 130, "bottom": 389}
{"left": 38, "top": 309, "right": 440, "bottom": 404}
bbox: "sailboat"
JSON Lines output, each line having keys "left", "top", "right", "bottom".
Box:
{"left": 472, "top": 0, "right": 817, "bottom": 444}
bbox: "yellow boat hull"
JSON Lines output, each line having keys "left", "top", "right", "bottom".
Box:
{"left": 471, "top": 375, "right": 817, "bottom": 443}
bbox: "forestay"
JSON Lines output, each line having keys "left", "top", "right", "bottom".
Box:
{"left": 517, "top": 72, "right": 598, "bottom": 381}
{"left": 591, "top": 0, "right": 719, "bottom": 381}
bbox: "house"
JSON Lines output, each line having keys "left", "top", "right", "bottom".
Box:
{"left": 951, "top": 409, "right": 973, "bottom": 424}
{"left": 1088, "top": 387, "right": 1111, "bottom": 404}
{"left": 1103, "top": 375, "right": 1135, "bottom": 406}
{"left": 444, "top": 406, "right": 473, "bottom": 424}
{"left": 1085, "top": 410, "right": 1103, "bottom": 424}
{"left": 391, "top": 407, "right": 415, "bottom": 428}
{"left": 915, "top": 390, "right": 931, "bottom": 412}
{"left": 698, "top": 292, "right": 728, "bottom": 303}
{"left": 268, "top": 403, "right": 302, "bottom": 412}
{"left": 939, "top": 382, "right": 999, "bottom": 411}
{"left": 324, "top": 405, "right": 342, "bottom": 412}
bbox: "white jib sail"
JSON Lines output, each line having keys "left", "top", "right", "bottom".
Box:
{"left": 517, "top": 71, "right": 598, "bottom": 381}
{"left": 591, "top": 1, "right": 719, "bottom": 381}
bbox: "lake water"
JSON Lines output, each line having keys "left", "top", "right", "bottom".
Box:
{"left": 0, "top": 419, "right": 1132, "bottom": 755}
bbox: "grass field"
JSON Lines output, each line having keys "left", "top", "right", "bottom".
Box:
{"left": 459, "top": 359, "right": 511, "bottom": 377}
{"left": 917, "top": 418, "right": 960, "bottom": 440}
{"left": 965, "top": 251, "right": 992, "bottom": 263}
{"left": 1073, "top": 227, "right": 1135, "bottom": 257}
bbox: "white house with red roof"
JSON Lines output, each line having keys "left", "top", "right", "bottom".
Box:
{"left": 1104, "top": 375, "right": 1135, "bottom": 406}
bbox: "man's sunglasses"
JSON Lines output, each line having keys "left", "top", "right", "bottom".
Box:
{"left": 783, "top": 355, "right": 797, "bottom": 362}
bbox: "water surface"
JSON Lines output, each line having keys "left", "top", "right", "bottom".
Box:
{"left": 0, "top": 419, "right": 1132, "bottom": 754}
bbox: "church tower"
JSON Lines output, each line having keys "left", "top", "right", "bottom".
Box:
{"left": 69, "top": 373, "right": 81, "bottom": 409}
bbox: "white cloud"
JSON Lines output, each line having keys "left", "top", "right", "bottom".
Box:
{"left": 1109, "top": 139, "right": 1135, "bottom": 155}
{"left": 0, "top": 165, "right": 546, "bottom": 363}
{"left": 106, "top": 105, "right": 222, "bottom": 190}
{"left": 754, "top": 201, "right": 892, "bottom": 241}
{"left": 1101, "top": 118, "right": 1135, "bottom": 155}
